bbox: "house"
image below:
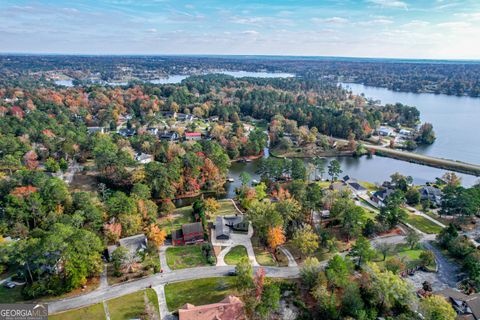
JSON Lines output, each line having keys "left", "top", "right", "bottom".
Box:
{"left": 172, "top": 222, "right": 204, "bottom": 246}
{"left": 178, "top": 295, "right": 245, "bottom": 320}
{"left": 177, "top": 113, "right": 194, "bottom": 122}
{"left": 399, "top": 128, "right": 413, "bottom": 136}
{"left": 159, "top": 131, "right": 179, "bottom": 142}
{"left": 371, "top": 188, "right": 395, "bottom": 206}
{"left": 436, "top": 288, "right": 480, "bottom": 320}
{"left": 135, "top": 153, "right": 154, "bottom": 164}
{"left": 215, "top": 216, "right": 230, "bottom": 240}
{"left": 146, "top": 127, "right": 159, "bottom": 135}
{"left": 118, "top": 128, "right": 136, "bottom": 137}
{"left": 330, "top": 181, "right": 349, "bottom": 193}
{"left": 106, "top": 234, "right": 147, "bottom": 260}
{"left": 419, "top": 186, "right": 443, "bottom": 206}
{"left": 207, "top": 116, "right": 219, "bottom": 122}
{"left": 162, "top": 111, "right": 177, "bottom": 119}
{"left": 87, "top": 126, "right": 106, "bottom": 134}
{"left": 348, "top": 182, "right": 368, "bottom": 195}
{"left": 378, "top": 126, "right": 395, "bottom": 137}
{"left": 185, "top": 132, "right": 202, "bottom": 141}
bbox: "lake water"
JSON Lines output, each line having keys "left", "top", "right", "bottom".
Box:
{"left": 55, "top": 71, "right": 295, "bottom": 87}
{"left": 341, "top": 83, "right": 480, "bottom": 165}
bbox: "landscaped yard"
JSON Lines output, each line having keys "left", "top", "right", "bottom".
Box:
{"left": 251, "top": 236, "right": 289, "bottom": 267}
{"left": 158, "top": 206, "right": 193, "bottom": 235}
{"left": 166, "top": 245, "right": 209, "bottom": 270}
{"left": 50, "top": 289, "right": 159, "bottom": 320}
{"left": 165, "top": 277, "right": 237, "bottom": 311}
{"left": 206, "top": 199, "right": 239, "bottom": 221}
{"left": 224, "top": 246, "right": 248, "bottom": 265}
{"left": 405, "top": 214, "right": 443, "bottom": 234}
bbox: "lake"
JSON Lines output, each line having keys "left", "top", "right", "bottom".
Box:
{"left": 341, "top": 83, "right": 480, "bottom": 165}
{"left": 55, "top": 71, "right": 295, "bottom": 87}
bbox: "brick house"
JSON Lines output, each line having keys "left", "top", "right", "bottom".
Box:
{"left": 178, "top": 295, "right": 245, "bottom": 320}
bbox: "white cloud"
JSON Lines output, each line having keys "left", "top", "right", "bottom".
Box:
{"left": 241, "top": 30, "right": 259, "bottom": 36}
{"left": 357, "top": 18, "right": 394, "bottom": 26}
{"left": 311, "top": 17, "right": 349, "bottom": 24}
{"left": 367, "top": 0, "right": 408, "bottom": 9}
{"left": 403, "top": 20, "right": 429, "bottom": 28}
{"left": 437, "top": 21, "right": 471, "bottom": 28}
{"left": 146, "top": 28, "right": 157, "bottom": 33}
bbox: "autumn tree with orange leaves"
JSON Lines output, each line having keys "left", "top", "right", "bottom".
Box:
{"left": 146, "top": 224, "right": 167, "bottom": 247}
{"left": 267, "top": 226, "right": 286, "bottom": 251}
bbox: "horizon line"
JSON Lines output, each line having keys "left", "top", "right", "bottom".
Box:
{"left": 1, "top": 52, "right": 480, "bottom": 63}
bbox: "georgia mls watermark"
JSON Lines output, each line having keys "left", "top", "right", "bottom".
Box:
{"left": 0, "top": 304, "right": 48, "bottom": 320}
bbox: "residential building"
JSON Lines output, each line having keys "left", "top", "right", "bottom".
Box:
{"left": 177, "top": 113, "right": 194, "bottom": 122}
{"left": 378, "top": 126, "right": 395, "bottom": 137}
{"left": 185, "top": 132, "right": 202, "bottom": 141}
{"left": 215, "top": 216, "right": 230, "bottom": 240}
{"left": 159, "top": 131, "right": 179, "bottom": 142}
{"left": 172, "top": 222, "right": 204, "bottom": 246}
{"left": 419, "top": 186, "right": 443, "bottom": 206}
{"left": 371, "top": 188, "right": 395, "bottom": 206}
{"left": 436, "top": 288, "right": 480, "bottom": 320}
{"left": 87, "top": 126, "right": 106, "bottom": 134}
{"left": 135, "top": 153, "right": 154, "bottom": 164}
{"left": 146, "top": 127, "right": 159, "bottom": 135}
{"left": 118, "top": 128, "right": 136, "bottom": 137}
{"left": 106, "top": 234, "right": 147, "bottom": 260}
{"left": 178, "top": 295, "right": 245, "bottom": 320}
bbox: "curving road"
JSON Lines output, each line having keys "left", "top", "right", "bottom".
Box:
{"left": 48, "top": 265, "right": 299, "bottom": 314}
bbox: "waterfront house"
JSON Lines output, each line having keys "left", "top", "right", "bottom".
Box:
{"left": 172, "top": 222, "right": 204, "bottom": 246}
{"left": 185, "top": 132, "right": 202, "bottom": 141}
{"left": 178, "top": 295, "right": 245, "bottom": 320}
{"left": 177, "top": 113, "right": 194, "bottom": 122}
{"left": 378, "top": 126, "right": 395, "bottom": 137}
{"left": 419, "top": 186, "right": 443, "bottom": 206}
{"left": 215, "top": 216, "right": 230, "bottom": 240}
{"left": 371, "top": 188, "right": 395, "bottom": 206}
{"left": 348, "top": 182, "right": 368, "bottom": 195}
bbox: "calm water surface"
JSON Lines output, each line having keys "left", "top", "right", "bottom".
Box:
{"left": 341, "top": 83, "right": 480, "bottom": 165}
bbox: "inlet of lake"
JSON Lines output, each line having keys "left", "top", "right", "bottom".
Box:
{"left": 57, "top": 72, "right": 479, "bottom": 198}
{"left": 225, "top": 82, "right": 480, "bottom": 198}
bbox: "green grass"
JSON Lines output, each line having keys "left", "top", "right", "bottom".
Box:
{"left": 158, "top": 206, "right": 193, "bottom": 235}
{"left": 166, "top": 245, "right": 209, "bottom": 270}
{"left": 224, "top": 246, "right": 248, "bottom": 265}
{"left": 50, "top": 303, "right": 105, "bottom": 320}
{"left": 165, "top": 277, "right": 237, "bottom": 311}
{"left": 359, "top": 181, "right": 379, "bottom": 192}
{"left": 108, "top": 289, "right": 158, "bottom": 320}
{"left": 0, "top": 285, "right": 24, "bottom": 303}
{"left": 207, "top": 199, "right": 239, "bottom": 221}
{"left": 50, "top": 289, "right": 159, "bottom": 320}
{"left": 254, "top": 248, "right": 278, "bottom": 266}
{"left": 405, "top": 215, "right": 443, "bottom": 234}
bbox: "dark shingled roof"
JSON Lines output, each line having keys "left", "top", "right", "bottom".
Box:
{"left": 182, "top": 222, "right": 203, "bottom": 238}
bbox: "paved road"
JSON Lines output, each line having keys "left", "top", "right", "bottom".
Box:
{"left": 48, "top": 265, "right": 299, "bottom": 314}
{"left": 423, "top": 241, "right": 460, "bottom": 288}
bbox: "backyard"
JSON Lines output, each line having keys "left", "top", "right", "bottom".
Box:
{"left": 166, "top": 245, "right": 210, "bottom": 270}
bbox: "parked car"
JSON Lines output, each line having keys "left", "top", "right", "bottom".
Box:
{"left": 3, "top": 281, "right": 16, "bottom": 289}
{"left": 226, "top": 270, "right": 237, "bottom": 276}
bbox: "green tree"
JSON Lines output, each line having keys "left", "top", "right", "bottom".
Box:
{"left": 235, "top": 257, "right": 253, "bottom": 293}
{"left": 419, "top": 295, "right": 456, "bottom": 320}
{"left": 349, "top": 236, "right": 375, "bottom": 267}
{"left": 300, "top": 257, "right": 322, "bottom": 289}
{"left": 256, "top": 284, "right": 281, "bottom": 320}
{"left": 45, "top": 158, "right": 60, "bottom": 173}
{"left": 405, "top": 188, "right": 421, "bottom": 205}
{"left": 341, "top": 283, "right": 365, "bottom": 319}
{"left": 325, "top": 255, "right": 352, "bottom": 290}
{"left": 406, "top": 229, "right": 421, "bottom": 249}
{"left": 327, "top": 160, "right": 342, "bottom": 181}
{"left": 292, "top": 224, "right": 319, "bottom": 257}
{"left": 239, "top": 172, "right": 252, "bottom": 186}
{"left": 291, "top": 158, "right": 307, "bottom": 180}
{"left": 420, "top": 250, "right": 435, "bottom": 269}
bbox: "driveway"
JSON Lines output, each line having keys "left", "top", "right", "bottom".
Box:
{"left": 159, "top": 245, "right": 172, "bottom": 273}
{"left": 213, "top": 223, "right": 259, "bottom": 267}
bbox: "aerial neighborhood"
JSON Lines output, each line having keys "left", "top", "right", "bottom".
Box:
{"left": 0, "top": 54, "right": 479, "bottom": 320}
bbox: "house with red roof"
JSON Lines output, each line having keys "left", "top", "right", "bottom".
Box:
{"left": 178, "top": 295, "right": 245, "bottom": 320}
{"left": 184, "top": 132, "right": 202, "bottom": 141}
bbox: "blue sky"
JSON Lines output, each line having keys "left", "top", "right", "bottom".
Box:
{"left": 1, "top": 0, "right": 479, "bottom": 59}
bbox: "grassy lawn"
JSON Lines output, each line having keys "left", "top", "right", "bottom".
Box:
{"left": 405, "top": 214, "right": 443, "bottom": 234}
{"left": 0, "top": 285, "right": 24, "bottom": 303}
{"left": 359, "top": 181, "right": 379, "bottom": 192}
{"left": 50, "top": 303, "right": 105, "bottom": 320}
{"left": 206, "top": 199, "right": 239, "bottom": 221}
{"left": 108, "top": 289, "right": 159, "bottom": 320}
{"left": 251, "top": 235, "right": 289, "bottom": 267}
{"left": 158, "top": 206, "right": 193, "bottom": 235}
{"left": 165, "top": 277, "right": 237, "bottom": 311}
{"left": 224, "top": 246, "right": 248, "bottom": 265}
{"left": 166, "top": 245, "right": 209, "bottom": 270}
